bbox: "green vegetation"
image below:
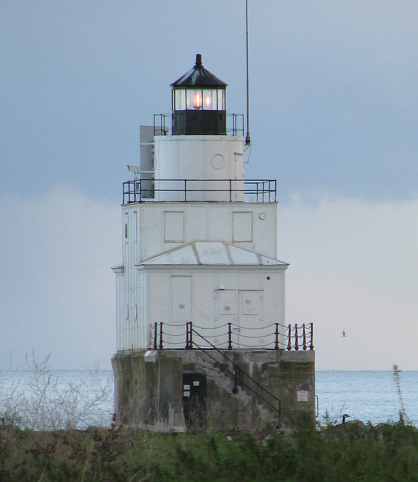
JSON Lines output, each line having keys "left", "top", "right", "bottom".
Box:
{"left": 2, "top": 422, "right": 418, "bottom": 482}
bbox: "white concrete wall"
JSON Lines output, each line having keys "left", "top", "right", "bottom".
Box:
{"left": 154, "top": 135, "right": 245, "bottom": 201}
{"left": 116, "top": 202, "right": 283, "bottom": 350}
{"left": 143, "top": 267, "right": 286, "bottom": 350}
{"left": 122, "top": 202, "right": 279, "bottom": 262}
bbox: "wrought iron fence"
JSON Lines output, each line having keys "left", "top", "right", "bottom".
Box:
{"left": 122, "top": 178, "right": 277, "bottom": 204}
{"left": 149, "top": 322, "right": 314, "bottom": 351}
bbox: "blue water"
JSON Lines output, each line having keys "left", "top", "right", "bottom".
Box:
{"left": 317, "top": 371, "right": 418, "bottom": 425}
{"left": 1, "top": 370, "right": 416, "bottom": 428}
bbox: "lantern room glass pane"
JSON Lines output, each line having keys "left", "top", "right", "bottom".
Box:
{"left": 186, "top": 89, "right": 203, "bottom": 110}
{"left": 174, "top": 89, "right": 186, "bottom": 110}
{"left": 202, "top": 89, "right": 217, "bottom": 110}
{"left": 217, "top": 89, "right": 225, "bottom": 110}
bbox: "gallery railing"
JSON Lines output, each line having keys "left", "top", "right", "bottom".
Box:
{"left": 153, "top": 113, "right": 244, "bottom": 137}
{"left": 149, "top": 322, "right": 314, "bottom": 352}
{"left": 122, "top": 178, "right": 277, "bottom": 204}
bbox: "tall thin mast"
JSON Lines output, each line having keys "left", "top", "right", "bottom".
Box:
{"left": 245, "top": 0, "right": 251, "bottom": 146}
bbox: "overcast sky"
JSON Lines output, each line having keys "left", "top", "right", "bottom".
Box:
{"left": 0, "top": 0, "right": 417, "bottom": 370}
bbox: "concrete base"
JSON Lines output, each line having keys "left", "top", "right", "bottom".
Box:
{"left": 112, "top": 349, "right": 315, "bottom": 433}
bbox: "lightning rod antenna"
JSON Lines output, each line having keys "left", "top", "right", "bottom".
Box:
{"left": 245, "top": 0, "right": 251, "bottom": 146}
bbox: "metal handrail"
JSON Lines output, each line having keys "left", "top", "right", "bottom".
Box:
{"left": 189, "top": 327, "right": 281, "bottom": 418}
{"left": 122, "top": 178, "right": 277, "bottom": 204}
{"left": 153, "top": 112, "right": 245, "bottom": 137}
{"left": 151, "top": 321, "right": 313, "bottom": 352}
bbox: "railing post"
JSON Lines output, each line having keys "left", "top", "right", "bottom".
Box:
{"left": 228, "top": 323, "right": 232, "bottom": 350}
{"left": 159, "top": 322, "right": 163, "bottom": 350}
{"left": 189, "top": 322, "right": 193, "bottom": 349}
{"left": 302, "top": 323, "right": 307, "bottom": 351}
{"left": 309, "top": 322, "right": 314, "bottom": 351}
{"left": 139, "top": 178, "right": 142, "bottom": 202}
{"left": 184, "top": 179, "right": 187, "bottom": 201}
{"left": 153, "top": 322, "right": 158, "bottom": 350}
{"left": 287, "top": 324, "right": 292, "bottom": 351}
{"left": 185, "top": 322, "right": 189, "bottom": 349}
{"left": 274, "top": 323, "right": 279, "bottom": 350}
{"left": 229, "top": 180, "right": 232, "bottom": 202}
{"left": 294, "top": 324, "right": 299, "bottom": 351}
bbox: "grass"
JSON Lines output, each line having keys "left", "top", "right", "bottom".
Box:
{"left": 2, "top": 422, "right": 418, "bottom": 482}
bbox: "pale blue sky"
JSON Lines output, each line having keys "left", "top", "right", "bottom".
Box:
{"left": 1, "top": 0, "right": 418, "bottom": 201}
{"left": 1, "top": 0, "right": 417, "bottom": 370}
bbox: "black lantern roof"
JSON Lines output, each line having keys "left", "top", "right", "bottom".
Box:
{"left": 171, "top": 54, "right": 227, "bottom": 88}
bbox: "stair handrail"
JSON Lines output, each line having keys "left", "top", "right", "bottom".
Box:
{"left": 191, "top": 327, "right": 281, "bottom": 409}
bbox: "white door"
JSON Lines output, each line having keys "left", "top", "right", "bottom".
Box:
{"left": 171, "top": 276, "right": 192, "bottom": 323}
{"left": 214, "top": 290, "right": 239, "bottom": 348}
{"left": 238, "top": 290, "right": 266, "bottom": 348}
{"left": 168, "top": 276, "right": 192, "bottom": 348}
{"left": 214, "top": 289, "right": 265, "bottom": 349}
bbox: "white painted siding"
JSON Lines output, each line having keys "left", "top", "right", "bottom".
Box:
{"left": 154, "top": 135, "right": 245, "bottom": 202}
{"left": 144, "top": 267, "right": 286, "bottom": 349}
{"left": 124, "top": 203, "right": 278, "bottom": 261}
{"left": 114, "top": 198, "right": 282, "bottom": 351}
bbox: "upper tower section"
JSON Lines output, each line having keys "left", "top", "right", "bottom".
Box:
{"left": 171, "top": 54, "right": 227, "bottom": 136}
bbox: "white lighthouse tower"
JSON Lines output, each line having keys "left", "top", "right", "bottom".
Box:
{"left": 112, "top": 54, "right": 315, "bottom": 432}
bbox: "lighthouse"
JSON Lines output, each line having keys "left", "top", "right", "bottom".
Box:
{"left": 112, "top": 55, "right": 315, "bottom": 432}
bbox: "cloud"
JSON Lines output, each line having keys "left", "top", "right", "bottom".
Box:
{"left": 0, "top": 187, "right": 416, "bottom": 370}
{"left": 0, "top": 186, "right": 119, "bottom": 369}
{"left": 280, "top": 196, "right": 418, "bottom": 370}
{"left": 1, "top": 0, "right": 418, "bottom": 201}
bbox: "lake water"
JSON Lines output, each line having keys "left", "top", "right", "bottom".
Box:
{"left": 1, "top": 370, "right": 417, "bottom": 428}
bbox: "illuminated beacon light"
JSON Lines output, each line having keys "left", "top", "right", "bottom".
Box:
{"left": 193, "top": 92, "right": 202, "bottom": 110}
{"left": 204, "top": 95, "right": 211, "bottom": 108}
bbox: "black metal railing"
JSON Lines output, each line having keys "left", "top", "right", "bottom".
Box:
{"left": 189, "top": 329, "right": 282, "bottom": 420}
{"left": 227, "top": 114, "right": 244, "bottom": 137}
{"left": 122, "top": 178, "right": 277, "bottom": 204}
{"left": 153, "top": 114, "right": 169, "bottom": 136}
{"left": 153, "top": 113, "right": 244, "bottom": 137}
{"left": 150, "top": 322, "right": 314, "bottom": 352}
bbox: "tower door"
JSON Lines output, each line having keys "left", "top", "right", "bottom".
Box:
{"left": 182, "top": 373, "right": 207, "bottom": 431}
{"left": 239, "top": 290, "right": 264, "bottom": 323}
{"left": 238, "top": 290, "right": 265, "bottom": 347}
{"left": 215, "top": 289, "right": 264, "bottom": 348}
{"left": 171, "top": 276, "right": 192, "bottom": 323}
{"left": 215, "top": 289, "right": 240, "bottom": 347}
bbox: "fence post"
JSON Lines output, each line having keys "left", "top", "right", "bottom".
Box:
{"left": 189, "top": 322, "right": 193, "bottom": 349}
{"left": 159, "top": 322, "right": 163, "bottom": 350}
{"left": 153, "top": 322, "right": 158, "bottom": 350}
{"left": 294, "top": 324, "right": 299, "bottom": 351}
{"left": 302, "top": 324, "right": 307, "bottom": 351}
{"left": 228, "top": 323, "right": 232, "bottom": 350}
{"left": 185, "top": 322, "right": 190, "bottom": 349}
{"left": 274, "top": 323, "right": 279, "bottom": 350}
{"left": 287, "top": 324, "right": 292, "bottom": 351}
{"left": 309, "top": 323, "right": 314, "bottom": 351}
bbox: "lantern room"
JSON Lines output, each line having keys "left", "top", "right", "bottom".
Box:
{"left": 171, "top": 54, "right": 227, "bottom": 135}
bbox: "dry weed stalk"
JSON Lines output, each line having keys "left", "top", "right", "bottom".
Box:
{"left": 0, "top": 352, "right": 112, "bottom": 430}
